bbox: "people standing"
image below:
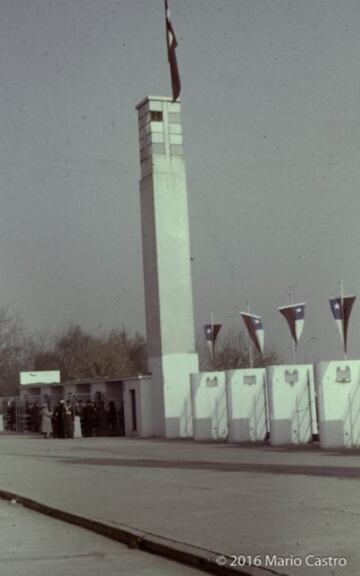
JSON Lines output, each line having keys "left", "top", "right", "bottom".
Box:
{"left": 41, "top": 404, "right": 53, "bottom": 439}
{"left": 30, "top": 402, "right": 40, "bottom": 432}
{"left": 82, "top": 400, "right": 93, "bottom": 437}
{"left": 63, "top": 400, "right": 74, "bottom": 438}
{"left": 52, "top": 400, "right": 65, "bottom": 438}
{"left": 107, "top": 401, "right": 117, "bottom": 434}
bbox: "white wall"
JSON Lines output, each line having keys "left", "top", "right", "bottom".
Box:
{"left": 267, "top": 364, "right": 315, "bottom": 445}
{"left": 150, "top": 353, "right": 198, "bottom": 438}
{"left": 315, "top": 360, "right": 360, "bottom": 448}
{"left": 89, "top": 382, "right": 107, "bottom": 395}
{"left": 190, "top": 372, "right": 228, "bottom": 440}
{"left": 227, "top": 368, "right": 268, "bottom": 442}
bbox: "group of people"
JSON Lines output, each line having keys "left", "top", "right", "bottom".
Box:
{"left": 2, "top": 396, "right": 124, "bottom": 438}
{"left": 41, "top": 399, "right": 75, "bottom": 439}
{"left": 40, "top": 398, "right": 124, "bottom": 439}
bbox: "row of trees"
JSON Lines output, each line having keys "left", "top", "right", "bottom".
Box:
{"left": 0, "top": 306, "right": 280, "bottom": 396}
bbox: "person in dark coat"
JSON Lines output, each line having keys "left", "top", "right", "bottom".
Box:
{"left": 82, "top": 401, "right": 94, "bottom": 437}
{"left": 7, "top": 402, "right": 16, "bottom": 431}
{"left": 52, "top": 400, "right": 65, "bottom": 438}
{"left": 30, "top": 402, "right": 40, "bottom": 432}
{"left": 63, "top": 400, "right": 74, "bottom": 438}
{"left": 107, "top": 401, "right": 117, "bottom": 434}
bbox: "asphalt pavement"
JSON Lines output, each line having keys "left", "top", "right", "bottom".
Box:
{"left": 0, "top": 434, "right": 359, "bottom": 575}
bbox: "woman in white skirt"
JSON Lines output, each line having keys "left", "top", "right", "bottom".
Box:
{"left": 41, "top": 405, "right": 53, "bottom": 438}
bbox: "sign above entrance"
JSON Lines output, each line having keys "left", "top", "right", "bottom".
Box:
{"left": 20, "top": 371, "right": 61, "bottom": 386}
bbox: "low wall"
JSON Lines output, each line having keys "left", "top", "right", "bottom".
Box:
{"left": 226, "top": 368, "right": 268, "bottom": 442}
{"left": 315, "top": 360, "right": 360, "bottom": 448}
{"left": 267, "top": 364, "right": 315, "bottom": 445}
{"left": 190, "top": 372, "right": 228, "bottom": 440}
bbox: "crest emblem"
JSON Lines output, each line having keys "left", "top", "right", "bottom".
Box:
{"left": 335, "top": 366, "right": 351, "bottom": 383}
{"left": 285, "top": 369, "right": 299, "bottom": 385}
{"left": 244, "top": 375, "right": 257, "bottom": 386}
{"left": 206, "top": 377, "right": 218, "bottom": 388}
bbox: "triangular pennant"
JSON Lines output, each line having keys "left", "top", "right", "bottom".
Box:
{"left": 278, "top": 303, "right": 305, "bottom": 344}
{"left": 240, "top": 312, "right": 264, "bottom": 355}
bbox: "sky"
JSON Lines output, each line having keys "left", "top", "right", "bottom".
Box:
{"left": 1, "top": 0, "right": 360, "bottom": 363}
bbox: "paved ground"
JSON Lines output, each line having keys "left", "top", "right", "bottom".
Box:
{"left": 0, "top": 435, "right": 359, "bottom": 575}
{"left": 0, "top": 498, "right": 205, "bottom": 576}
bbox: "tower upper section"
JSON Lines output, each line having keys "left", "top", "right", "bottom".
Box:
{"left": 136, "top": 96, "right": 183, "bottom": 179}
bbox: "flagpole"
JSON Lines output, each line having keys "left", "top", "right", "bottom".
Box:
{"left": 211, "top": 311, "right": 215, "bottom": 361}
{"left": 340, "top": 280, "right": 347, "bottom": 360}
{"left": 164, "top": 0, "right": 169, "bottom": 52}
{"left": 288, "top": 286, "right": 297, "bottom": 364}
{"left": 247, "top": 302, "right": 253, "bottom": 368}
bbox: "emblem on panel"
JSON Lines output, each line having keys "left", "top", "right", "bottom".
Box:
{"left": 284, "top": 369, "right": 299, "bottom": 385}
{"left": 206, "top": 377, "right": 218, "bottom": 388}
{"left": 335, "top": 366, "right": 351, "bottom": 383}
{"left": 244, "top": 375, "right": 257, "bottom": 386}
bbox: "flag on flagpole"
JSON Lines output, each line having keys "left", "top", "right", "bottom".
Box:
{"left": 165, "top": 0, "right": 181, "bottom": 101}
{"left": 204, "top": 323, "right": 222, "bottom": 358}
{"left": 329, "top": 295, "right": 356, "bottom": 354}
{"left": 240, "top": 312, "right": 265, "bottom": 355}
{"left": 278, "top": 303, "right": 306, "bottom": 344}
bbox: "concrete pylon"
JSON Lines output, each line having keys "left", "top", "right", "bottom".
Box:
{"left": 136, "top": 96, "right": 199, "bottom": 438}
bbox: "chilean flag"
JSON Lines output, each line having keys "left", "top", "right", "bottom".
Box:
{"left": 204, "top": 323, "right": 222, "bottom": 357}
{"left": 278, "top": 303, "right": 305, "bottom": 344}
{"left": 329, "top": 296, "right": 356, "bottom": 354}
{"left": 240, "top": 312, "right": 264, "bottom": 355}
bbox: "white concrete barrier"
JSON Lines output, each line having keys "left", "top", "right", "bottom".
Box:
{"left": 190, "top": 372, "right": 228, "bottom": 440}
{"left": 226, "top": 369, "right": 268, "bottom": 442}
{"left": 0, "top": 414, "right": 4, "bottom": 432}
{"left": 267, "top": 364, "right": 316, "bottom": 445}
{"left": 315, "top": 360, "right": 360, "bottom": 449}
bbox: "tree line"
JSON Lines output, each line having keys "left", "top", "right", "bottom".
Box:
{"left": 0, "top": 307, "right": 280, "bottom": 396}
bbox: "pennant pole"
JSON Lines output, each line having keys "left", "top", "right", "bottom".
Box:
{"left": 292, "top": 342, "right": 297, "bottom": 365}
{"left": 211, "top": 311, "right": 215, "bottom": 360}
{"left": 247, "top": 302, "right": 253, "bottom": 368}
{"left": 164, "top": 0, "right": 169, "bottom": 47}
{"left": 288, "top": 285, "right": 297, "bottom": 364}
{"left": 340, "top": 280, "right": 347, "bottom": 360}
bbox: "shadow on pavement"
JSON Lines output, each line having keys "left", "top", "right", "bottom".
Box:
{"left": 59, "top": 456, "right": 360, "bottom": 479}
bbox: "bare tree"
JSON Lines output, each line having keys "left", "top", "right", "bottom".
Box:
{"left": 0, "top": 307, "right": 28, "bottom": 395}
{"left": 53, "top": 325, "right": 148, "bottom": 381}
{"left": 197, "top": 328, "right": 281, "bottom": 371}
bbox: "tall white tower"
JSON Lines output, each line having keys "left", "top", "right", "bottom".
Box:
{"left": 136, "top": 95, "right": 199, "bottom": 437}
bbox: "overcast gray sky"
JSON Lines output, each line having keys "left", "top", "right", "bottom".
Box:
{"left": 1, "top": 0, "right": 360, "bottom": 363}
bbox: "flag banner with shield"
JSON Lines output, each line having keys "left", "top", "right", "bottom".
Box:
{"left": 204, "top": 323, "right": 222, "bottom": 359}
{"left": 278, "top": 303, "right": 306, "bottom": 363}
{"left": 240, "top": 312, "right": 265, "bottom": 356}
{"left": 329, "top": 295, "right": 356, "bottom": 358}
{"left": 278, "top": 303, "right": 306, "bottom": 344}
